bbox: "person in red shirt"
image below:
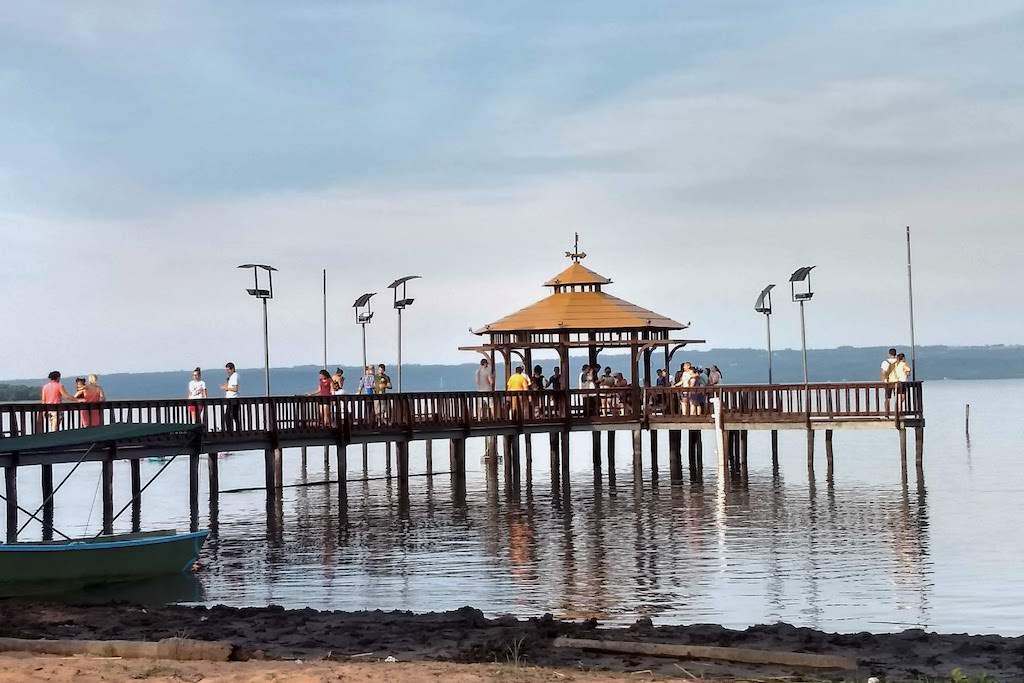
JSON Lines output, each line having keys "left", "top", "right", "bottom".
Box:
{"left": 40, "top": 371, "right": 75, "bottom": 431}
{"left": 307, "top": 369, "right": 333, "bottom": 426}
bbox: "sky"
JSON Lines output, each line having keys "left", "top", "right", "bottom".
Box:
{"left": 2, "top": 1, "right": 1023, "bottom": 379}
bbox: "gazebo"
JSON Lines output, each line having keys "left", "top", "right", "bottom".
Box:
{"left": 460, "top": 237, "right": 704, "bottom": 395}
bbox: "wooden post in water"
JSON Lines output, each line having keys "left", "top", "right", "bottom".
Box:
{"left": 606, "top": 431, "right": 616, "bottom": 486}
{"left": 805, "top": 429, "right": 814, "bottom": 467}
{"left": 965, "top": 404, "right": 970, "bottom": 438}
{"left": 362, "top": 444, "right": 368, "bottom": 474}
{"left": 5, "top": 463, "right": 17, "bottom": 543}
{"left": 668, "top": 430, "right": 682, "bottom": 482}
{"left": 560, "top": 430, "right": 571, "bottom": 493}
{"left": 274, "top": 448, "right": 283, "bottom": 490}
{"left": 502, "top": 435, "right": 514, "bottom": 486}
{"left": 264, "top": 449, "right": 275, "bottom": 494}
{"left": 337, "top": 444, "right": 348, "bottom": 500}
{"left": 189, "top": 445, "right": 200, "bottom": 533}
{"left": 914, "top": 426, "right": 924, "bottom": 466}
{"left": 102, "top": 446, "right": 114, "bottom": 536}
{"left": 632, "top": 430, "right": 643, "bottom": 481}
{"left": 451, "top": 438, "right": 466, "bottom": 483}
{"left": 323, "top": 445, "right": 330, "bottom": 474}
{"left": 130, "top": 458, "right": 142, "bottom": 533}
{"left": 548, "top": 431, "right": 559, "bottom": 477}
{"left": 41, "top": 464, "right": 54, "bottom": 541}
{"left": 396, "top": 441, "right": 409, "bottom": 496}
{"left": 824, "top": 429, "right": 834, "bottom": 481}
{"left": 592, "top": 431, "right": 601, "bottom": 471}
{"left": 524, "top": 433, "right": 533, "bottom": 477}
{"left": 300, "top": 446, "right": 307, "bottom": 469}
{"left": 208, "top": 453, "right": 219, "bottom": 500}
{"left": 385, "top": 442, "right": 392, "bottom": 479}
{"left": 740, "top": 430, "right": 749, "bottom": 479}
{"left": 425, "top": 440, "right": 433, "bottom": 476}
{"left": 649, "top": 430, "right": 659, "bottom": 482}
{"left": 687, "top": 430, "right": 698, "bottom": 473}
{"left": 899, "top": 427, "right": 908, "bottom": 464}
{"left": 771, "top": 430, "right": 779, "bottom": 471}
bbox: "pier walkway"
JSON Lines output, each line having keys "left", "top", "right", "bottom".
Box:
{"left": 0, "top": 381, "right": 923, "bottom": 542}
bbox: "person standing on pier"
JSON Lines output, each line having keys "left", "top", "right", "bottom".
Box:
{"left": 40, "top": 371, "right": 75, "bottom": 432}
{"left": 506, "top": 365, "right": 531, "bottom": 420}
{"left": 895, "top": 353, "right": 913, "bottom": 411}
{"left": 475, "top": 358, "right": 494, "bottom": 392}
{"left": 375, "top": 364, "right": 392, "bottom": 394}
{"left": 332, "top": 368, "right": 345, "bottom": 395}
{"left": 187, "top": 368, "right": 208, "bottom": 423}
{"left": 881, "top": 348, "right": 899, "bottom": 415}
{"left": 81, "top": 374, "right": 105, "bottom": 427}
{"left": 545, "top": 366, "right": 562, "bottom": 391}
{"left": 221, "top": 362, "right": 240, "bottom": 431}
{"left": 307, "top": 369, "right": 333, "bottom": 426}
{"left": 358, "top": 366, "right": 375, "bottom": 395}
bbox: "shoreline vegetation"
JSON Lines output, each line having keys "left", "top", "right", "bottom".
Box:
{"left": 0, "top": 603, "right": 1018, "bottom": 682}
{"left": 2, "top": 345, "right": 1022, "bottom": 400}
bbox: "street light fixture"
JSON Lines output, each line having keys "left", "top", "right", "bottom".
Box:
{"left": 238, "top": 263, "right": 277, "bottom": 396}
{"left": 789, "top": 266, "right": 815, "bottom": 385}
{"left": 754, "top": 284, "right": 776, "bottom": 384}
{"left": 352, "top": 292, "right": 377, "bottom": 370}
{"left": 388, "top": 275, "right": 421, "bottom": 393}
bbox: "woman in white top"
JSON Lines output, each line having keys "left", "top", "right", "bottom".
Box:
{"left": 187, "top": 367, "right": 207, "bottom": 422}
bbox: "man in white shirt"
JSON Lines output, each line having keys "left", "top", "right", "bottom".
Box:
{"left": 220, "top": 362, "right": 241, "bottom": 430}
{"left": 475, "top": 358, "right": 494, "bottom": 392}
{"left": 880, "top": 348, "right": 898, "bottom": 414}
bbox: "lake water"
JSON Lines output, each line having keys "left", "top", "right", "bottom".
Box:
{"left": 12, "top": 379, "right": 1024, "bottom": 635}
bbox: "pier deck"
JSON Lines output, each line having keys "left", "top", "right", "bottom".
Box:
{"left": 0, "top": 381, "right": 923, "bottom": 543}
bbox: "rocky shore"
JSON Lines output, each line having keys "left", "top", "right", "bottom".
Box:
{"left": 1, "top": 602, "right": 1020, "bottom": 681}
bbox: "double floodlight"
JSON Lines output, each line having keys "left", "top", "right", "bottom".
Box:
{"left": 238, "top": 263, "right": 277, "bottom": 299}
{"left": 353, "top": 292, "right": 376, "bottom": 325}
{"left": 389, "top": 275, "right": 421, "bottom": 309}
{"left": 789, "top": 266, "right": 815, "bottom": 302}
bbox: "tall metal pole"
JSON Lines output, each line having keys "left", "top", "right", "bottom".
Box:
{"left": 397, "top": 307, "right": 403, "bottom": 392}
{"left": 766, "top": 313, "right": 773, "bottom": 384}
{"left": 261, "top": 297, "right": 271, "bottom": 396}
{"left": 322, "top": 269, "right": 328, "bottom": 370}
{"left": 361, "top": 324, "right": 368, "bottom": 369}
{"left": 799, "top": 300, "right": 809, "bottom": 385}
{"left": 906, "top": 226, "right": 917, "bottom": 381}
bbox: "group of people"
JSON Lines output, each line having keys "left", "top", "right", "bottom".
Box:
{"left": 881, "top": 348, "right": 913, "bottom": 411}
{"left": 39, "top": 371, "right": 107, "bottom": 430}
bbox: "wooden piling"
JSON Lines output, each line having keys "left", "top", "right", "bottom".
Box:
{"left": 649, "top": 430, "right": 659, "bottom": 481}
{"left": 40, "top": 464, "right": 53, "bottom": 541}
{"left": 362, "top": 444, "right": 368, "bottom": 473}
{"left": 396, "top": 441, "right": 409, "bottom": 496}
{"left": 130, "top": 458, "right": 142, "bottom": 533}
{"left": 606, "top": 431, "right": 616, "bottom": 486}
{"left": 274, "top": 448, "right": 283, "bottom": 489}
{"left": 102, "top": 447, "right": 114, "bottom": 536}
{"left": 323, "top": 445, "right": 330, "bottom": 473}
{"left": 503, "top": 435, "right": 514, "bottom": 486}
{"left": 739, "top": 430, "right": 749, "bottom": 479}
{"left": 806, "top": 429, "right": 815, "bottom": 467}
{"left": 5, "top": 464, "right": 17, "bottom": 543}
{"left": 207, "top": 453, "right": 219, "bottom": 499}
{"left": 263, "top": 449, "right": 275, "bottom": 494}
{"left": 337, "top": 444, "right": 348, "bottom": 498}
{"left": 687, "top": 430, "right": 699, "bottom": 472}
{"left": 300, "top": 446, "right": 307, "bottom": 468}
{"left": 914, "top": 426, "right": 924, "bottom": 466}
{"left": 965, "top": 403, "right": 970, "bottom": 437}
{"left": 560, "top": 430, "right": 571, "bottom": 493}
{"left": 592, "top": 431, "right": 601, "bottom": 470}
{"left": 899, "top": 427, "right": 908, "bottom": 463}
{"left": 189, "top": 447, "right": 199, "bottom": 533}
{"left": 386, "top": 442, "right": 392, "bottom": 479}
{"left": 632, "top": 429, "right": 643, "bottom": 480}
{"left": 824, "top": 429, "right": 834, "bottom": 480}
{"left": 770, "top": 430, "right": 779, "bottom": 471}
{"left": 451, "top": 438, "right": 466, "bottom": 482}
{"left": 668, "top": 430, "right": 682, "bottom": 482}
{"left": 425, "top": 440, "right": 433, "bottom": 475}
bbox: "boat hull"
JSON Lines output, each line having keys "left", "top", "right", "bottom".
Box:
{"left": 0, "top": 531, "right": 208, "bottom": 586}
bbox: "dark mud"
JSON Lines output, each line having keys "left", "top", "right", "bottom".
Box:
{"left": 1, "top": 602, "right": 1021, "bottom": 681}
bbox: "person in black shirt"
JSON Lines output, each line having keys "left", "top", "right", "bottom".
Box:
{"left": 545, "top": 366, "right": 562, "bottom": 391}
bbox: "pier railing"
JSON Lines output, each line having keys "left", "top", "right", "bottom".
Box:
{"left": 0, "top": 382, "right": 923, "bottom": 445}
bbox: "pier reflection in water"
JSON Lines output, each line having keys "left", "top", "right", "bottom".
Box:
{"left": 14, "top": 381, "right": 1024, "bottom": 635}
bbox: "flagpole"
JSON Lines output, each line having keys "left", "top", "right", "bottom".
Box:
{"left": 906, "top": 226, "right": 916, "bottom": 381}
{"left": 322, "top": 268, "right": 328, "bottom": 370}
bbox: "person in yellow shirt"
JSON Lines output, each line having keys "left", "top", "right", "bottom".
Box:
{"left": 506, "top": 366, "right": 531, "bottom": 419}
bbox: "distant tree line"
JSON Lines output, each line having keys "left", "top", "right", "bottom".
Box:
{"left": 0, "top": 384, "right": 38, "bottom": 401}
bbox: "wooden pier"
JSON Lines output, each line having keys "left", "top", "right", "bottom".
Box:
{"left": 0, "top": 381, "right": 923, "bottom": 542}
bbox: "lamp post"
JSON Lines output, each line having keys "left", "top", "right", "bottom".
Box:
{"left": 353, "top": 292, "right": 377, "bottom": 370}
{"left": 789, "top": 266, "right": 816, "bottom": 385}
{"left": 754, "top": 284, "right": 776, "bottom": 384}
{"left": 238, "top": 264, "right": 277, "bottom": 396}
{"left": 388, "top": 276, "right": 421, "bottom": 393}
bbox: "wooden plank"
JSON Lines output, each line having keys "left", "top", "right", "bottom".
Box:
{"left": 40, "top": 464, "right": 53, "bottom": 541}
{"left": 102, "top": 448, "right": 114, "bottom": 536}
{"left": 130, "top": 458, "right": 141, "bottom": 533}
{"left": 552, "top": 636, "right": 855, "bottom": 670}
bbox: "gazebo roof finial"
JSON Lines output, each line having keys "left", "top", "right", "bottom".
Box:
{"left": 564, "top": 232, "right": 586, "bottom": 263}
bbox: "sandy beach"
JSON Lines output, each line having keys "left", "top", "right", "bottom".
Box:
{"left": 0, "top": 602, "right": 1019, "bottom": 681}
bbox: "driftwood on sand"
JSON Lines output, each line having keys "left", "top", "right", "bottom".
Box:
{"left": 552, "top": 636, "right": 856, "bottom": 670}
{"left": 0, "top": 636, "right": 233, "bottom": 662}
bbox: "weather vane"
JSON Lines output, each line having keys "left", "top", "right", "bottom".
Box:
{"left": 565, "top": 232, "right": 586, "bottom": 262}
